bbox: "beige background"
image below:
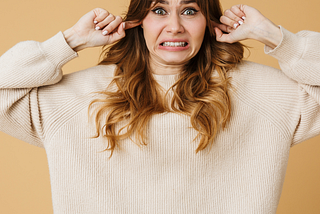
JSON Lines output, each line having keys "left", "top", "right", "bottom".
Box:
{"left": 0, "top": 0, "right": 319, "bottom": 213}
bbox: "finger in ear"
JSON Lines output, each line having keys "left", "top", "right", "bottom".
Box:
{"left": 124, "top": 20, "right": 142, "bottom": 30}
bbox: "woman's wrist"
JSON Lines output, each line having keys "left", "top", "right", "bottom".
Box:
{"left": 250, "top": 19, "right": 282, "bottom": 49}
{"left": 63, "top": 28, "right": 86, "bottom": 52}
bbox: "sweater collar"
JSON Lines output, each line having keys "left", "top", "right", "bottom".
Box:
{"left": 152, "top": 73, "right": 179, "bottom": 91}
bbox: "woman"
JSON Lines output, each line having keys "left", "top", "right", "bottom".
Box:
{"left": 0, "top": 0, "right": 319, "bottom": 213}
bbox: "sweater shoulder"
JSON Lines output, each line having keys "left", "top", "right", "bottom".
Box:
{"left": 40, "top": 64, "right": 116, "bottom": 95}
{"left": 228, "top": 60, "right": 300, "bottom": 137}
{"left": 230, "top": 60, "right": 295, "bottom": 85}
{"left": 38, "top": 64, "right": 117, "bottom": 114}
{"left": 36, "top": 64, "right": 117, "bottom": 140}
{"left": 62, "top": 64, "right": 117, "bottom": 89}
{"left": 229, "top": 60, "right": 299, "bottom": 98}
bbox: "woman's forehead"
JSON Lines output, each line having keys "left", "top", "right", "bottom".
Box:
{"left": 151, "top": 0, "right": 197, "bottom": 5}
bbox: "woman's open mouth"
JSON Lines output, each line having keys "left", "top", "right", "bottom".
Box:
{"left": 160, "top": 42, "right": 188, "bottom": 47}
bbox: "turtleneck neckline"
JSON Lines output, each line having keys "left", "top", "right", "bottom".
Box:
{"left": 152, "top": 73, "right": 179, "bottom": 91}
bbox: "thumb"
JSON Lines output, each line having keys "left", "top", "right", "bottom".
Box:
{"left": 214, "top": 27, "right": 223, "bottom": 41}
{"left": 214, "top": 27, "right": 232, "bottom": 43}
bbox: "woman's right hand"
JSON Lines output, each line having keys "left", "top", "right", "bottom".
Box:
{"left": 63, "top": 8, "right": 140, "bottom": 52}
{"left": 212, "top": 5, "right": 281, "bottom": 49}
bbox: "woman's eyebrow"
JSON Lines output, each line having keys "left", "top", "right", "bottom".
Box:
{"left": 180, "top": 0, "right": 196, "bottom": 4}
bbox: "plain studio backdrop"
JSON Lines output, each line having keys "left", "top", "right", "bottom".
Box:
{"left": 0, "top": 0, "right": 320, "bottom": 213}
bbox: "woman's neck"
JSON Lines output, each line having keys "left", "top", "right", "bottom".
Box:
{"left": 149, "top": 58, "right": 186, "bottom": 75}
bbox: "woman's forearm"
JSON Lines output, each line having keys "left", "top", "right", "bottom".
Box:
{"left": 250, "top": 18, "right": 282, "bottom": 49}
{"left": 63, "top": 28, "right": 86, "bottom": 52}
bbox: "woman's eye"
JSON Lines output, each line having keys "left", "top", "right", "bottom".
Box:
{"left": 152, "top": 8, "right": 167, "bottom": 15}
{"left": 182, "top": 8, "right": 198, "bottom": 15}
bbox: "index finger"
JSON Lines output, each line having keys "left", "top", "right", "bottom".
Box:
{"left": 211, "top": 20, "right": 229, "bottom": 33}
{"left": 230, "top": 5, "right": 246, "bottom": 19}
{"left": 124, "top": 21, "right": 142, "bottom": 30}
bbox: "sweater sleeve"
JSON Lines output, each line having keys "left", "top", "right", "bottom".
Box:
{"left": 0, "top": 32, "right": 78, "bottom": 148}
{"left": 265, "top": 26, "right": 320, "bottom": 146}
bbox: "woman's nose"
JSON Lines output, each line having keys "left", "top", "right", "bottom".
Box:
{"left": 165, "top": 14, "right": 185, "bottom": 34}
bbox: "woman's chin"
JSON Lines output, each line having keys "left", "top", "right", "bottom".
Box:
{"left": 150, "top": 52, "right": 194, "bottom": 67}
{"left": 159, "top": 56, "right": 192, "bottom": 66}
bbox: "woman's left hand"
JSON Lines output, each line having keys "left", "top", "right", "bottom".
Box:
{"left": 212, "top": 5, "right": 282, "bottom": 49}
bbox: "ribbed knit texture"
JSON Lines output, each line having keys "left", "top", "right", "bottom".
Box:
{"left": 1, "top": 27, "right": 320, "bottom": 213}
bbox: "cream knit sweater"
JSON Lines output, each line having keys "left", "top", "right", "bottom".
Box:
{"left": 1, "top": 26, "right": 320, "bottom": 214}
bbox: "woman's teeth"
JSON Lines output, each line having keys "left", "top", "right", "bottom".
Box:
{"left": 161, "top": 42, "right": 187, "bottom": 47}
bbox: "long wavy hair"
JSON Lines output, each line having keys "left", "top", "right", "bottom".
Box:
{"left": 89, "top": 0, "right": 244, "bottom": 157}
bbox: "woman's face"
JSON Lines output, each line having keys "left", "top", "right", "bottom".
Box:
{"left": 142, "top": 0, "right": 207, "bottom": 66}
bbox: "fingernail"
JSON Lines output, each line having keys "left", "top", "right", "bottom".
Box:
{"left": 242, "top": 16, "right": 246, "bottom": 20}
{"left": 234, "top": 23, "right": 239, "bottom": 29}
{"left": 95, "top": 26, "right": 100, "bottom": 30}
{"left": 122, "top": 23, "right": 126, "bottom": 29}
{"left": 238, "top": 20, "right": 244, "bottom": 25}
{"left": 102, "top": 30, "right": 108, "bottom": 35}
{"left": 94, "top": 20, "right": 98, "bottom": 24}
